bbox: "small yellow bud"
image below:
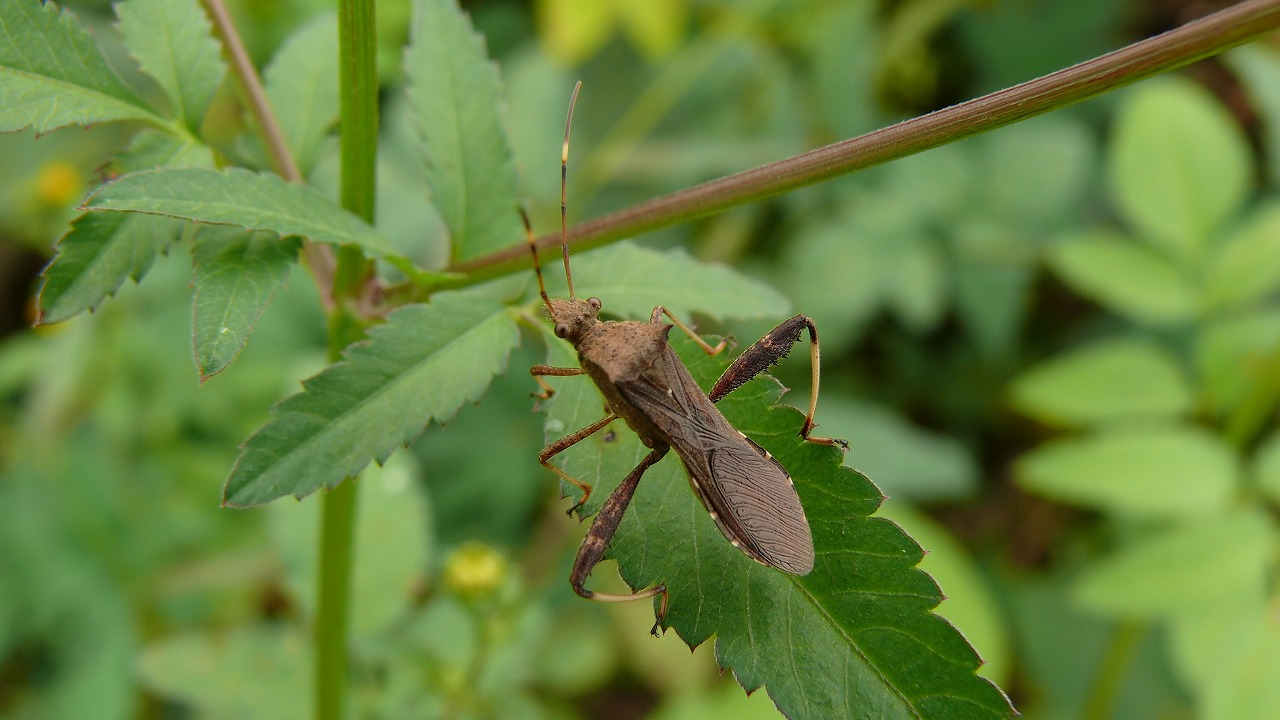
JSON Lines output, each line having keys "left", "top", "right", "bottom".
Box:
{"left": 443, "top": 542, "right": 506, "bottom": 597}
{"left": 34, "top": 161, "right": 82, "bottom": 208}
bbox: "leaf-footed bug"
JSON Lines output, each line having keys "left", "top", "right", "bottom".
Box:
{"left": 526, "top": 82, "right": 847, "bottom": 635}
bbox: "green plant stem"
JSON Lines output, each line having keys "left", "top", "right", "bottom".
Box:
{"left": 446, "top": 0, "right": 1280, "bottom": 287}
{"left": 315, "top": 1, "right": 379, "bottom": 719}
{"left": 1081, "top": 622, "right": 1145, "bottom": 720}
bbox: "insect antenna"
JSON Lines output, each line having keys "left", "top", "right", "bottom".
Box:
{"left": 561, "top": 80, "right": 582, "bottom": 300}
{"left": 521, "top": 206, "right": 554, "bottom": 317}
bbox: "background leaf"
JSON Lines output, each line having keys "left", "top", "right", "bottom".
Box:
{"left": 263, "top": 13, "right": 340, "bottom": 177}
{"left": 223, "top": 284, "right": 520, "bottom": 506}
{"left": 1203, "top": 203, "right": 1280, "bottom": 312}
{"left": 83, "top": 167, "right": 401, "bottom": 259}
{"left": 405, "top": 0, "right": 522, "bottom": 262}
{"left": 115, "top": 0, "right": 225, "bottom": 132}
{"left": 137, "top": 626, "right": 310, "bottom": 719}
{"left": 1073, "top": 510, "right": 1274, "bottom": 618}
{"left": 540, "top": 241, "right": 790, "bottom": 321}
{"left": 1109, "top": 78, "right": 1251, "bottom": 260}
{"left": 192, "top": 228, "right": 298, "bottom": 380}
{"left": 1010, "top": 337, "right": 1193, "bottom": 427}
{"left": 1016, "top": 425, "right": 1238, "bottom": 519}
{"left": 269, "top": 453, "right": 431, "bottom": 636}
{"left": 1047, "top": 230, "right": 1197, "bottom": 325}
{"left": 540, "top": 332, "right": 1013, "bottom": 719}
{"left": 0, "top": 1, "right": 162, "bottom": 132}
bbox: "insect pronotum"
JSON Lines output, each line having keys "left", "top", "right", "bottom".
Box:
{"left": 527, "top": 81, "right": 846, "bottom": 634}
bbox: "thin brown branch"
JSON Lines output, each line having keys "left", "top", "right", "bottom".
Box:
{"left": 201, "top": 0, "right": 335, "bottom": 303}
{"left": 447, "top": 0, "right": 1280, "bottom": 286}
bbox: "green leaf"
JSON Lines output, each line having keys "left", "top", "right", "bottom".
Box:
{"left": 541, "top": 242, "right": 790, "bottom": 321}
{"left": 1109, "top": 79, "right": 1251, "bottom": 261}
{"left": 137, "top": 626, "right": 310, "bottom": 719}
{"left": 36, "top": 212, "right": 184, "bottom": 324}
{"left": 263, "top": 13, "right": 339, "bottom": 177}
{"left": 539, "top": 333, "right": 1014, "bottom": 719}
{"left": 405, "top": 0, "right": 522, "bottom": 262}
{"left": 269, "top": 453, "right": 431, "bottom": 636}
{"left": 192, "top": 228, "right": 298, "bottom": 380}
{"left": 1009, "top": 337, "right": 1193, "bottom": 427}
{"left": 1204, "top": 203, "right": 1280, "bottom": 312}
{"left": 115, "top": 0, "right": 225, "bottom": 132}
{"left": 878, "top": 501, "right": 1011, "bottom": 684}
{"left": 1196, "top": 309, "right": 1280, "bottom": 416}
{"left": 1229, "top": 44, "right": 1280, "bottom": 185}
{"left": 1251, "top": 430, "right": 1280, "bottom": 506}
{"left": 0, "top": 0, "right": 163, "bottom": 132}
{"left": 1016, "top": 425, "right": 1238, "bottom": 519}
{"left": 35, "top": 131, "right": 213, "bottom": 324}
{"left": 1169, "top": 601, "right": 1280, "bottom": 720}
{"left": 616, "top": 0, "right": 687, "bottom": 60}
{"left": 816, "top": 398, "right": 978, "bottom": 501}
{"left": 1073, "top": 510, "right": 1274, "bottom": 618}
{"left": 223, "top": 285, "right": 520, "bottom": 506}
{"left": 1047, "top": 230, "right": 1197, "bottom": 325}
{"left": 82, "top": 167, "right": 401, "bottom": 259}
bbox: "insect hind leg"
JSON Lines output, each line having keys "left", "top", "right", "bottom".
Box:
{"left": 708, "top": 314, "right": 848, "bottom": 449}
{"left": 570, "top": 445, "right": 671, "bottom": 635}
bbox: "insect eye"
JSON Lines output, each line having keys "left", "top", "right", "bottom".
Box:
{"left": 588, "top": 297, "right": 602, "bottom": 309}
{"left": 554, "top": 323, "right": 570, "bottom": 338}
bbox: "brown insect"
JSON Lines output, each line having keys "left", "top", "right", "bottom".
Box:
{"left": 527, "top": 82, "right": 845, "bottom": 633}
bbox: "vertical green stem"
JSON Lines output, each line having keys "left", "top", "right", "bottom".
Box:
{"left": 315, "top": 1, "right": 378, "bottom": 719}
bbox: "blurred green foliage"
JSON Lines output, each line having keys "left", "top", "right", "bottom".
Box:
{"left": 2, "top": 0, "right": 1280, "bottom": 718}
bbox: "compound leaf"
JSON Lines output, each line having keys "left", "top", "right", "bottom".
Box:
{"left": 116, "top": 0, "right": 225, "bottom": 132}
{"left": 223, "top": 285, "right": 520, "bottom": 506}
{"left": 405, "top": 0, "right": 522, "bottom": 262}
{"left": 0, "top": 0, "right": 163, "bottom": 132}
{"left": 263, "top": 13, "right": 339, "bottom": 177}
{"left": 83, "top": 167, "right": 401, "bottom": 260}
{"left": 192, "top": 228, "right": 299, "bottom": 380}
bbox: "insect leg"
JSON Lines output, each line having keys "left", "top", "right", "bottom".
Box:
{"left": 539, "top": 412, "right": 617, "bottom": 515}
{"left": 530, "top": 364, "right": 584, "bottom": 400}
{"left": 708, "top": 314, "right": 848, "bottom": 449}
{"left": 570, "top": 445, "right": 671, "bottom": 635}
{"left": 649, "top": 305, "right": 727, "bottom": 355}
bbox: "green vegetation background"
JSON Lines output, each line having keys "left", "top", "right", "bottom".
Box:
{"left": 2, "top": 0, "right": 1280, "bottom": 718}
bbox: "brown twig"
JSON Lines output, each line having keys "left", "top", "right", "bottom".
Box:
{"left": 201, "top": 0, "right": 336, "bottom": 304}
{"left": 447, "top": 0, "right": 1280, "bottom": 286}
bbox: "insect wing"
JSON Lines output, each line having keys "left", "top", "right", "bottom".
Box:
{"left": 616, "top": 348, "right": 815, "bottom": 575}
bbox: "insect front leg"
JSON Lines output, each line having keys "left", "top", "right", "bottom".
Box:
{"left": 650, "top": 306, "right": 727, "bottom": 356}
{"left": 539, "top": 412, "right": 617, "bottom": 516}
{"left": 570, "top": 445, "right": 671, "bottom": 636}
{"left": 530, "top": 364, "right": 584, "bottom": 400}
{"left": 709, "top": 314, "right": 848, "bottom": 449}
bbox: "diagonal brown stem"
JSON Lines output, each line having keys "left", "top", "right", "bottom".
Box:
{"left": 446, "top": 0, "right": 1280, "bottom": 287}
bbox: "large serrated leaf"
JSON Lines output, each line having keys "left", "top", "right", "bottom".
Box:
{"left": 540, "top": 241, "right": 790, "bottom": 321}
{"left": 539, "top": 332, "right": 1014, "bottom": 719}
{"left": 192, "top": 228, "right": 299, "bottom": 380}
{"left": 1016, "top": 425, "right": 1238, "bottom": 519}
{"left": 0, "top": 0, "right": 163, "bottom": 132}
{"left": 1109, "top": 79, "right": 1251, "bottom": 261}
{"left": 115, "top": 0, "right": 225, "bottom": 132}
{"left": 223, "top": 285, "right": 520, "bottom": 506}
{"left": 405, "top": 0, "right": 523, "bottom": 262}
{"left": 263, "top": 13, "right": 339, "bottom": 177}
{"left": 82, "top": 167, "right": 401, "bottom": 260}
